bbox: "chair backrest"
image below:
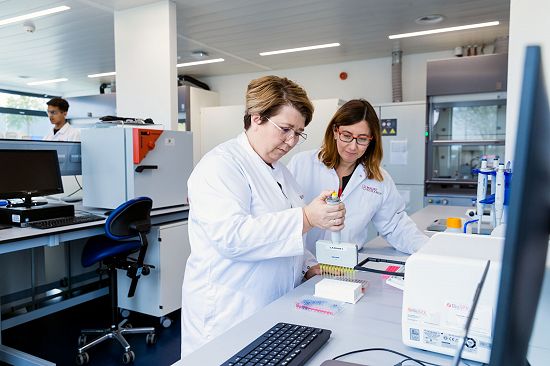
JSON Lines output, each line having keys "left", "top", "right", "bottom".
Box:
{"left": 105, "top": 197, "right": 152, "bottom": 240}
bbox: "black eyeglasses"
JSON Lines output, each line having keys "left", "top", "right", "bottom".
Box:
{"left": 267, "top": 117, "right": 307, "bottom": 145}
{"left": 336, "top": 128, "right": 373, "bottom": 146}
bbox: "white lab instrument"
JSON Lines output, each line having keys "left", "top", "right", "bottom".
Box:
{"left": 316, "top": 240, "right": 358, "bottom": 279}
{"left": 494, "top": 155, "right": 499, "bottom": 227}
{"left": 476, "top": 158, "right": 489, "bottom": 234}
{"left": 81, "top": 128, "right": 193, "bottom": 209}
{"left": 402, "top": 233, "right": 503, "bottom": 363}
{"left": 494, "top": 163, "right": 505, "bottom": 226}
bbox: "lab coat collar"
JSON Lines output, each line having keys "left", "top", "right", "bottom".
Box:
{"left": 340, "top": 165, "right": 365, "bottom": 200}
{"left": 237, "top": 132, "right": 282, "bottom": 172}
{"left": 53, "top": 122, "right": 71, "bottom": 136}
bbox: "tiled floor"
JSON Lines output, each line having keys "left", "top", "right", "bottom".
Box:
{"left": 1, "top": 296, "right": 181, "bottom": 366}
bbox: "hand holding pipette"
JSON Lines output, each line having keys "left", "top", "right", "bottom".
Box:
{"left": 302, "top": 190, "right": 345, "bottom": 232}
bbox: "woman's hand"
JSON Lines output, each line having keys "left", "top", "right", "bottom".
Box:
{"left": 302, "top": 190, "right": 345, "bottom": 233}
{"left": 304, "top": 264, "right": 321, "bottom": 280}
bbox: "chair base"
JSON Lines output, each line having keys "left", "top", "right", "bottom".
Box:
{"left": 76, "top": 319, "right": 156, "bottom": 365}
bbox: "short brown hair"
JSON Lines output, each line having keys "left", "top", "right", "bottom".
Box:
{"left": 243, "top": 76, "right": 314, "bottom": 130}
{"left": 318, "top": 99, "right": 384, "bottom": 181}
{"left": 47, "top": 97, "right": 69, "bottom": 112}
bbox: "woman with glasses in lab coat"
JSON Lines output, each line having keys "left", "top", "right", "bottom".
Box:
{"left": 180, "top": 76, "right": 346, "bottom": 358}
{"left": 288, "top": 99, "right": 428, "bottom": 256}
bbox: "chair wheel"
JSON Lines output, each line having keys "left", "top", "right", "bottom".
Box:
{"left": 77, "top": 334, "right": 87, "bottom": 347}
{"left": 120, "top": 308, "right": 130, "bottom": 318}
{"left": 122, "top": 350, "right": 135, "bottom": 364}
{"left": 142, "top": 266, "right": 150, "bottom": 276}
{"left": 146, "top": 333, "right": 157, "bottom": 345}
{"left": 76, "top": 352, "right": 90, "bottom": 365}
{"left": 160, "top": 316, "right": 172, "bottom": 328}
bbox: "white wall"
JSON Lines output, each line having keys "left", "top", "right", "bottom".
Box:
{"left": 203, "top": 50, "right": 452, "bottom": 106}
{"left": 505, "top": 0, "right": 550, "bottom": 162}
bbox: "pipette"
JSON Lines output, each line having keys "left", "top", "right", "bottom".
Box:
{"left": 316, "top": 191, "right": 358, "bottom": 280}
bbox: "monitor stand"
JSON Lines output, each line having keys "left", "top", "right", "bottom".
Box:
{"left": 8, "top": 196, "right": 48, "bottom": 208}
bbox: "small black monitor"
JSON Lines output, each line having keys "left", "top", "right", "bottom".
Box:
{"left": 489, "top": 46, "right": 550, "bottom": 365}
{"left": 0, "top": 149, "right": 64, "bottom": 207}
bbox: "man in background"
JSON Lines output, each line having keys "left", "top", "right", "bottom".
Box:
{"left": 43, "top": 97, "right": 80, "bottom": 141}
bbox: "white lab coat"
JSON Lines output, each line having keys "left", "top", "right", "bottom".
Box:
{"left": 43, "top": 122, "right": 81, "bottom": 141}
{"left": 181, "top": 133, "right": 316, "bottom": 358}
{"left": 287, "top": 149, "right": 428, "bottom": 255}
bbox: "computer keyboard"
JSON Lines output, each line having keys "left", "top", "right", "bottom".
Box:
{"left": 28, "top": 214, "right": 105, "bottom": 229}
{"left": 221, "top": 322, "right": 331, "bottom": 366}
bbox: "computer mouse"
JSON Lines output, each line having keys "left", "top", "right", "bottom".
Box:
{"left": 62, "top": 196, "right": 83, "bottom": 203}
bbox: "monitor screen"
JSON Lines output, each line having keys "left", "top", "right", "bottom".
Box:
{"left": 0, "top": 149, "right": 63, "bottom": 200}
{"left": 489, "top": 46, "right": 550, "bottom": 365}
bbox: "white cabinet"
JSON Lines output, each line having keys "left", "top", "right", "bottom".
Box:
{"left": 374, "top": 101, "right": 426, "bottom": 214}
{"left": 117, "top": 221, "right": 190, "bottom": 319}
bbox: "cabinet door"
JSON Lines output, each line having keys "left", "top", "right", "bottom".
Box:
{"left": 158, "top": 221, "right": 190, "bottom": 313}
{"left": 378, "top": 103, "right": 426, "bottom": 185}
{"left": 117, "top": 221, "right": 190, "bottom": 317}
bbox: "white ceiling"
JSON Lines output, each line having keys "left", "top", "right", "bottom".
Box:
{"left": 0, "top": 0, "right": 510, "bottom": 96}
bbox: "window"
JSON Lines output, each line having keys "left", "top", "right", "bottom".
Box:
{"left": 0, "top": 90, "right": 54, "bottom": 140}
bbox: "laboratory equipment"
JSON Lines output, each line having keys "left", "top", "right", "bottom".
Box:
{"left": 425, "top": 53, "right": 507, "bottom": 207}
{"left": 316, "top": 240, "right": 358, "bottom": 280}
{"left": 402, "top": 233, "right": 503, "bottom": 363}
{"left": 314, "top": 278, "right": 363, "bottom": 304}
{"left": 472, "top": 158, "right": 512, "bottom": 234}
{"left": 475, "top": 158, "right": 489, "bottom": 234}
{"left": 81, "top": 128, "right": 193, "bottom": 209}
{"left": 445, "top": 217, "right": 462, "bottom": 233}
{"left": 326, "top": 191, "right": 341, "bottom": 243}
{"left": 316, "top": 193, "right": 359, "bottom": 280}
{"left": 220, "top": 322, "right": 331, "bottom": 366}
{"left": 295, "top": 296, "right": 345, "bottom": 315}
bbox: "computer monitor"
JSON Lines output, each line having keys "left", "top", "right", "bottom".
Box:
{"left": 489, "top": 46, "right": 550, "bottom": 365}
{"left": 0, "top": 149, "right": 64, "bottom": 207}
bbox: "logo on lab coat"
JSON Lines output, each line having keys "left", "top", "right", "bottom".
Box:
{"left": 361, "top": 185, "right": 382, "bottom": 195}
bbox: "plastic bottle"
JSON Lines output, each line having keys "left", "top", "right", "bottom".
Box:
{"left": 445, "top": 217, "right": 463, "bottom": 233}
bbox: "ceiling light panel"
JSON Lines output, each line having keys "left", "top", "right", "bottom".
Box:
{"left": 27, "top": 78, "right": 68, "bottom": 85}
{"left": 389, "top": 21, "right": 500, "bottom": 39}
{"left": 259, "top": 43, "right": 340, "bottom": 56}
{"left": 88, "top": 72, "right": 116, "bottom": 78}
{"left": 0, "top": 6, "right": 71, "bottom": 27}
{"left": 176, "top": 58, "right": 224, "bottom": 67}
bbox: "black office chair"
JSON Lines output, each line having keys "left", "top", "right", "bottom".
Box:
{"left": 76, "top": 197, "right": 157, "bottom": 365}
